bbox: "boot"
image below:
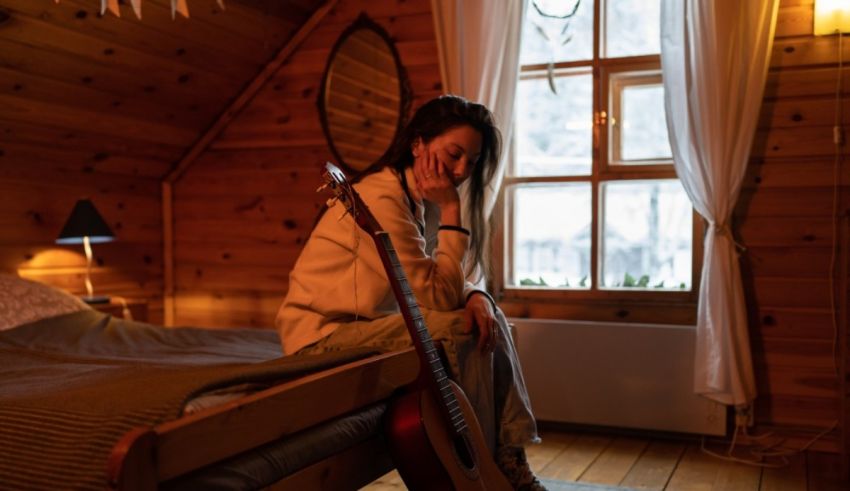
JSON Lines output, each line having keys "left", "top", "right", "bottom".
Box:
{"left": 495, "top": 445, "right": 548, "bottom": 491}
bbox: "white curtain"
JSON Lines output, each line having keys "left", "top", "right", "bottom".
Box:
{"left": 430, "top": 0, "right": 527, "bottom": 217}
{"left": 661, "top": 0, "right": 779, "bottom": 407}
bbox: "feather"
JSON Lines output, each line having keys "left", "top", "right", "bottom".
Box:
{"left": 532, "top": 21, "right": 550, "bottom": 42}
{"left": 546, "top": 63, "right": 557, "bottom": 95}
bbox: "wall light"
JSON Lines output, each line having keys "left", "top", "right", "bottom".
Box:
{"left": 815, "top": 0, "right": 850, "bottom": 35}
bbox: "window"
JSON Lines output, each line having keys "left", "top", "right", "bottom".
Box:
{"left": 500, "top": 0, "right": 699, "bottom": 304}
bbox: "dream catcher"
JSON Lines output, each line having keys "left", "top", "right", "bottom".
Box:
{"left": 529, "top": 0, "right": 581, "bottom": 94}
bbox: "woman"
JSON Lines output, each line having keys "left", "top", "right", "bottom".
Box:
{"left": 276, "top": 95, "right": 545, "bottom": 491}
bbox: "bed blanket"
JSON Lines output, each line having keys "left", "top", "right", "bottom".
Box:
{"left": 0, "top": 310, "right": 377, "bottom": 490}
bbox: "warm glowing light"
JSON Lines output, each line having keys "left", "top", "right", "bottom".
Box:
{"left": 815, "top": 0, "right": 850, "bottom": 35}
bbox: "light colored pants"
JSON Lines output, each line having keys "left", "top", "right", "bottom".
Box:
{"left": 297, "top": 307, "right": 540, "bottom": 453}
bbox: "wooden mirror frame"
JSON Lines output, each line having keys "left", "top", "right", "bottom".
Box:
{"left": 317, "top": 13, "right": 412, "bottom": 175}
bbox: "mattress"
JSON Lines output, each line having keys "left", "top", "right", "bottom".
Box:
{"left": 0, "top": 310, "right": 381, "bottom": 490}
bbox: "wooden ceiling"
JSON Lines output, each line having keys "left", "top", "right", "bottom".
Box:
{"left": 0, "top": 0, "right": 324, "bottom": 179}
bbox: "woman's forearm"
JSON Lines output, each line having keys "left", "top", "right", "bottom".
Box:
{"left": 439, "top": 202, "right": 462, "bottom": 227}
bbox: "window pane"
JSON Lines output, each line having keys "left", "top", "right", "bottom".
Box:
{"left": 620, "top": 84, "right": 672, "bottom": 161}
{"left": 600, "top": 180, "right": 692, "bottom": 290}
{"left": 520, "top": 0, "right": 592, "bottom": 65}
{"left": 511, "top": 184, "right": 592, "bottom": 288}
{"left": 605, "top": 0, "right": 661, "bottom": 58}
{"left": 516, "top": 72, "right": 593, "bottom": 176}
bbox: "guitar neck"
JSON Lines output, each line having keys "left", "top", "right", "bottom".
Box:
{"left": 373, "top": 232, "right": 468, "bottom": 436}
{"left": 320, "top": 162, "right": 469, "bottom": 437}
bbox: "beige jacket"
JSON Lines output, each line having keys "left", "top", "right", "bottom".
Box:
{"left": 276, "top": 166, "right": 477, "bottom": 355}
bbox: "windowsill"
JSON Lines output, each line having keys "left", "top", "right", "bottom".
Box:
{"left": 501, "top": 286, "right": 695, "bottom": 301}
{"left": 497, "top": 296, "right": 697, "bottom": 325}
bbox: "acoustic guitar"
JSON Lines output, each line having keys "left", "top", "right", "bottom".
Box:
{"left": 320, "top": 163, "right": 511, "bottom": 490}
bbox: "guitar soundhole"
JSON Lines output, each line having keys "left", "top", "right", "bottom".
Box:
{"left": 452, "top": 432, "right": 476, "bottom": 471}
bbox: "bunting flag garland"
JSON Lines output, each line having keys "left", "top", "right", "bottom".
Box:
{"left": 53, "top": 0, "right": 224, "bottom": 20}
{"left": 130, "top": 0, "right": 142, "bottom": 19}
{"left": 172, "top": 0, "right": 189, "bottom": 19}
{"left": 102, "top": 0, "right": 120, "bottom": 18}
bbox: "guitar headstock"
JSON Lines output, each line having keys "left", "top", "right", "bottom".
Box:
{"left": 320, "top": 162, "right": 382, "bottom": 234}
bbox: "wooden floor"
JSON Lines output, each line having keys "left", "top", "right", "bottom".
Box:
{"left": 362, "top": 429, "right": 847, "bottom": 490}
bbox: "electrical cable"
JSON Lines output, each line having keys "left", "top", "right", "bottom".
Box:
{"left": 829, "top": 25, "right": 844, "bottom": 383}
{"left": 112, "top": 296, "right": 133, "bottom": 321}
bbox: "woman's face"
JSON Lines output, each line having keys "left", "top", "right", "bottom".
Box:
{"left": 415, "top": 125, "right": 482, "bottom": 186}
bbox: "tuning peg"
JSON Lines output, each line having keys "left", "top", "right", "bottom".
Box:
{"left": 325, "top": 197, "right": 337, "bottom": 208}
{"left": 316, "top": 183, "right": 329, "bottom": 193}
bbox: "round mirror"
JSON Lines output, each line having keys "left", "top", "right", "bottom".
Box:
{"left": 318, "top": 15, "right": 410, "bottom": 173}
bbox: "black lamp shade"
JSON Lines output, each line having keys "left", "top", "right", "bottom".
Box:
{"left": 56, "top": 199, "right": 115, "bottom": 245}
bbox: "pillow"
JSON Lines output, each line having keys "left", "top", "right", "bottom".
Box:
{"left": 0, "top": 274, "right": 91, "bottom": 330}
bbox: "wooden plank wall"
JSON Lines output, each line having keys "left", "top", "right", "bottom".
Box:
{"left": 171, "top": 0, "right": 441, "bottom": 327}
{"left": 0, "top": 0, "right": 319, "bottom": 323}
{"left": 0, "top": 167, "right": 165, "bottom": 322}
{"left": 738, "top": 0, "right": 848, "bottom": 453}
{"left": 171, "top": 0, "right": 848, "bottom": 456}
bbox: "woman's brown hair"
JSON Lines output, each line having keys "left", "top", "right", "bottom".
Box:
{"left": 373, "top": 95, "right": 502, "bottom": 281}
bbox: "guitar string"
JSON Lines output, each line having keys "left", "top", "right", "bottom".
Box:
{"left": 343, "top": 172, "right": 465, "bottom": 432}
{"left": 345, "top": 184, "right": 360, "bottom": 322}
{"left": 346, "top": 179, "right": 469, "bottom": 434}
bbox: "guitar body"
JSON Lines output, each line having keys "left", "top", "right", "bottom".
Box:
{"left": 385, "top": 380, "right": 512, "bottom": 491}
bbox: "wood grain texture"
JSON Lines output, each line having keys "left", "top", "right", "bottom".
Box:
{"left": 152, "top": 348, "right": 418, "bottom": 480}
{"left": 5, "top": 0, "right": 840, "bottom": 463}
{"left": 761, "top": 453, "right": 807, "bottom": 491}
{"left": 665, "top": 445, "right": 761, "bottom": 491}
{"left": 578, "top": 437, "right": 648, "bottom": 485}
{"left": 619, "top": 440, "right": 686, "bottom": 490}
{"left": 539, "top": 434, "right": 612, "bottom": 482}
{"left": 171, "top": 0, "right": 442, "bottom": 327}
{"left": 0, "top": 0, "right": 326, "bottom": 325}
{"left": 0, "top": 164, "right": 164, "bottom": 322}
{"left": 363, "top": 426, "right": 848, "bottom": 490}
{"left": 739, "top": 1, "right": 845, "bottom": 453}
{"left": 499, "top": 0, "right": 849, "bottom": 457}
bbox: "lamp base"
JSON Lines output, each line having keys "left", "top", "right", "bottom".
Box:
{"left": 82, "top": 295, "right": 110, "bottom": 305}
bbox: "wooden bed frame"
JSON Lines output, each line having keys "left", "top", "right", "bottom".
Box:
{"left": 107, "top": 347, "right": 419, "bottom": 490}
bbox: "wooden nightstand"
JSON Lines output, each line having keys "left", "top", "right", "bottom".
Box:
{"left": 89, "top": 298, "right": 148, "bottom": 322}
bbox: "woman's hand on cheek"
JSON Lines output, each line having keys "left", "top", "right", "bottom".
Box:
{"left": 415, "top": 147, "right": 460, "bottom": 209}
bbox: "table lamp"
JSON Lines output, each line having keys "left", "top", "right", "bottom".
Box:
{"left": 56, "top": 199, "right": 115, "bottom": 304}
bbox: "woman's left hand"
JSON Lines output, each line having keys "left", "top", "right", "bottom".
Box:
{"left": 464, "top": 293, "right": 497, "bottom": 353}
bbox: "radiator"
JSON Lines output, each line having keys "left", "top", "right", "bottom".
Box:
{"left": 512, "top": 318, "right": 726, "bottom": 436}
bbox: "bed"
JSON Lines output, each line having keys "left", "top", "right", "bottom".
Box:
{"left": 0, "top": 274, "right": 419, "bottom": 490}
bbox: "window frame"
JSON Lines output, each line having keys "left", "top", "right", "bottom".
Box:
{"left": 493, "top": 1, "right": 702, "bottom": 313}
{"left": 607, "top": 69, "right": 670, "bottom": 167}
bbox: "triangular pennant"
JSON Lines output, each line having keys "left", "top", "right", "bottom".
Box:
{"left": 102, "top": 0, "right": 120, "bottom": 17}
{"left": 130, "top": 0, "right": 142, "bottom": 19}
{"left": 171, "top": 0, "right": 189, "bottom": 19}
